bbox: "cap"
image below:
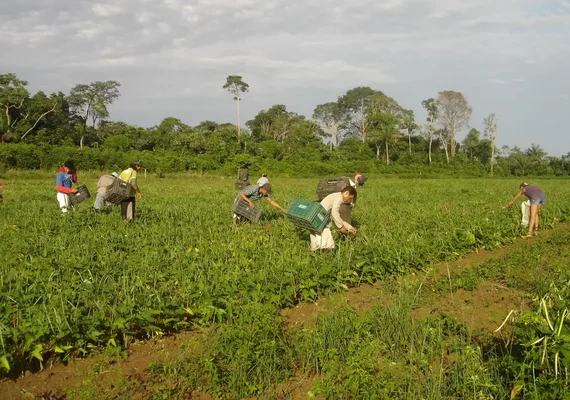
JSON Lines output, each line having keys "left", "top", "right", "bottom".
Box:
{"left": 261, "top": 183, "right": 272, "bottom": 194}
{"left": 520, "top": 182, "right": 529, "bottom": 187}
{"left": 111, "top": 172, "right": 119, "bottom": 178}
{"left": 262, "top": 173, "right": 267, "bottom": 177}
{"left": 134, "top": 160, "right": 143, "bottom": 166}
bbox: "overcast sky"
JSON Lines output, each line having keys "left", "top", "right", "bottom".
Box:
{"left": 2, "top": 0, "right": 569, "bottom": 155}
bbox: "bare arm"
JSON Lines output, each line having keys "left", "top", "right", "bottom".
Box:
{"left": 331, "top": 199, "right": 356, "bottom": 234}
{"left": 503, "top": 188, "right": 523, "bottom": 209}
{"left": 267, "top": 198, "right": 286, "bottom": 213}
{"left": 131, "top": 178, "right": 142, "bottom": 199}
{"left": 240, "top": 192, "right": 255, "bottom": 208}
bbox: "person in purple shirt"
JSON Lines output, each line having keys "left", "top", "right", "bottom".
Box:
{"left": 503, "top": 182, "right": 545, "bottom": 238}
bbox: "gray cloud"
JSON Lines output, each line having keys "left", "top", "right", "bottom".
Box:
{"left": 1, "top": 0, "right": 569, "bottom": 154}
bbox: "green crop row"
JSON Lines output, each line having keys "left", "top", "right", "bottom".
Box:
{"left": 1, "top": 174, "right": 568, "bottom": 375}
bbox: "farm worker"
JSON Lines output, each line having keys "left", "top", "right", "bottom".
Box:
{"left": 257, "top": 173, "right": 269, "bottom": 187}
{"left": 233, "top": 183, "right": 286, "bottom": 223}
{"left": 119, "top": 160, "right": 143, "bottom": 222}
{"left": 239, "top": 163, "right": 250, "bottom": 185}
{"left": 354, "top": 171, "right": 367, "bottom": 186}
{"left": 0, "top": 179, "right": 4, "bottom": 204}
{"left": 502, "top": 182, "right": 545, "bottom": 238}
{"left": 310, "top": 186, "right": 357, "bottom": 251}
{"left": 94, "top": 172, "right": 119, "bottom": 211}
{"left": 55, "top": 159, "right": 78, "bottom": 214}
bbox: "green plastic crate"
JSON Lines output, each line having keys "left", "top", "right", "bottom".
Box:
{"left": 286, "top": 198, "right": 330, "bottom": 233}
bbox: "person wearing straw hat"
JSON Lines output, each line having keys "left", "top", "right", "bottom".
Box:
{"left": 94, "top": 172, "right": 119, "bottom": 211}
{"left": 502, "top": 182, "right": 545, "bottom": 238}
{"left": 119, "top": 160, "right": 143, "bottom": 222}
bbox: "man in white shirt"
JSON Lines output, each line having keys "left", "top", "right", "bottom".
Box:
{"left": 257, "top": 173, "right": 269, "bottom": 186}
{"left": 310, "top": 186, "right": 357, "bottom": 250}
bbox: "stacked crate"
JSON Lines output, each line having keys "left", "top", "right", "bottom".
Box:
{"left": 286, "top": 198, "right": 330, "bottom": 233}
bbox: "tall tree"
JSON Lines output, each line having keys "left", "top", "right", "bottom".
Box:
{"left": 0, "top": 73, "right": 29, "bottom": 141}
{"left": 401, "top": 109, "right": 417, "bottom": 154}
{"left": 435, "top": 91, "right": 472, "bottom": 158}
{"left": 0, "top": 75, "right": 62, "bottom": 142}
{"left": 482, "top": 113, "right": 497, "bottom": 176}
{"left": 337, "top": 86, "right": 382, "bottom": 142}
{"left": 68, "top": 80, "right": 121, "bottom": 149}
{"left": 368, "top": 111, "right": 399, "bottom": 164}
{"left": 366, "top": 94, "right": 405, "bottom": 163}
{"left": 462, "top": 128, "right": 480, "bottom": 160}
{"left": 18, "top": 91, "right": 59, "bottom": 140}
{"left": 437, "top": 128, "right": 451, "bottom": 163}
{"left": 313, "top": 102, "right": 343, "bottom": 151}
{"left": 421, "top": 98, "right": 438, "bottom": 164}
{"left": 223, "top": 75, "right": 249, "bottom": 140}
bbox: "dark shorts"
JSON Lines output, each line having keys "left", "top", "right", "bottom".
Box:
{"left": 530, "top": 194, "right": 546, "bottom": 206}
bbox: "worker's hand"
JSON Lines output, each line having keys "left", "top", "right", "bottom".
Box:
{"left": 280, "top": 207, "right": 287, "bottom": 213}
{"left": 339, "top": 227, "right": 347, "bottom": 234}
{"left": 248, "top": 201, "right": 255, "bottom": 208}
{"left": 137, "top": 192, "right": 142, "bottom": 200}
{"left": 502, "top": 205, "right": 508, "bottom": 209}
{"left": 71, "top": 188, "right": 79, "bottom": 193}
{"left": 347, "top": 227, "right": 357, "bottom": 235}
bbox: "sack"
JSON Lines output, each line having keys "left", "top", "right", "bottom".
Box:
{"left": 105, "top": 178, "right": 132, "bottom": 204}
{"left": 339, "top": 203, "right": 352, "bottom": 225}
{"left": 356, "top": 175, "right": 368, "bottom": 186}
{"left": 521, "top": 200, "right": 530, "bottom": 226}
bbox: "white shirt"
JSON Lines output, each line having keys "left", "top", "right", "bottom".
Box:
{"left": 257, "top": 177, "right": 269, "bottom": 186}
{"left": 320, "top": 192, "right": 354, "bottom": 230}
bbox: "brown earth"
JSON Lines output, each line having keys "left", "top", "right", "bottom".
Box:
{"left": 412, "top": 281, "right": 529, "bottom": 332}
{"left": 0, "top": 227, "right": 558, "bottom": 400}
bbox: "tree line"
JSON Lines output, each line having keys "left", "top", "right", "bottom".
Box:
{"left": 0, "top": 72, "right": 568, "bottom": 177}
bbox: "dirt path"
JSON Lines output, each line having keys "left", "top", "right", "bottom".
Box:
{"left": 281, "top": 228, "right": 542, "bottom": 329}
{"left": 0, "top": 228, "right": 558, "bottom": 399}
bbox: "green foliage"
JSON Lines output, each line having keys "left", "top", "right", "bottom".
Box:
{"left": 1, "top": 175, "right": 568, "bottom": 375}
{"left": 0, "top": 74, "right": 566, "bottom": 177}
{"left": 153, "top": 303, "right": 292, "bottom": 399}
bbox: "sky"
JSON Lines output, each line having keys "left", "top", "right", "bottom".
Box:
{"left": 1, "top": 0, "right": 569, "bottom": 155}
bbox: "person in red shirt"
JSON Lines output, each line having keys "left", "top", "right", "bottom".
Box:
{"left": 55, "top": 160, "right": 78, "bottom": 214}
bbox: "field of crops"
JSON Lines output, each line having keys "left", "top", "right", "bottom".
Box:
{"left": 1, "top": 172, "right": 569, "bottom": 375}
